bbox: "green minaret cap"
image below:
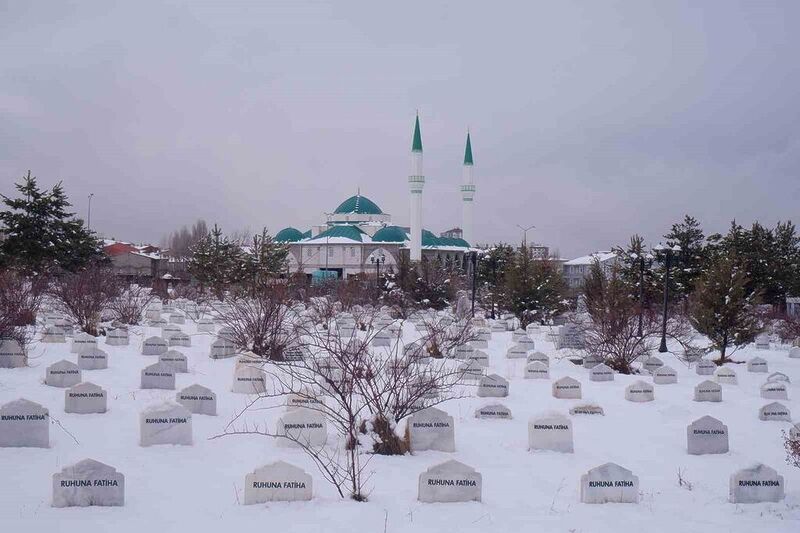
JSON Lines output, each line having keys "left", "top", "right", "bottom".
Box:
{"left": 412, "top": 114, "right": 423, "bottom": 152}
{"left": 464, "top": 132, "right": 473, "bottom": 165}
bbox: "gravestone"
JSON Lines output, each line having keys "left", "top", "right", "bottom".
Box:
{"left": 161, "top": 324, "right": 182, "bottom": 340}
{"left": 244, "top": 461, "right": 313, "bottom": 504}
{"left": 276, "top": 408, "right": 327, "bottom": 448}
{"left": 589, "top": 363, "right": 614, "bottom": 382}
{"left": 583, "top": 353, "right": 603, "bottom": 370}
{"left": 511, "top": 329, "right": 528, "bottom": 342}
{"left": 696, "top": 359, "right": 716, "bottom": 376}
{"left": 142, "top": 336, "right": 168, "bottom": 356}
{"left": 491, "top": 321, "right": 507, "bottom": 333}
{"left": 527, "top": 351, "right": 549, "bottom": 366}
{"left": 653, "top": 365, "right": 678, "bottom": 384}
{"left": 759, "top": 402, "right": 791, "bottom": 421}
{"left": 790, "top": 347, "right": 800, "bottom": 359}
{"left": 458, "top": 360, "right": 485, "bottom": 382}
{"left": 168, "top": 313, "right": 185, "bottom": 325}
{"left": 715, "top": 367, "right": 738, "bottom": 385}
{"left": 286, "top": 390, "right": 324, "bottom": 411}
{"left": 408, "top": 407, "right": 455, "bottom": 452}
{"left": 580, "top": 463, "right": 639, "bottom": 504}
{"left": 747, "top": 357, "right": 768, "bottom": 373}
{"left": 159, "top": 350, "right": 188, "bottom": 373}
{"left": 552, "top": 377, "right": 582, "bottom": 399}
{"left": 140, "top": 402, "right": 192, "bottom": 446}
{"left": 282, "top": 345, "right": 306, "bottom": 362}
{"left": 474, "top": 403, "right": 512, "bottom": 420}
{"left": 65, "top": 382, "right": 107, "bottom": 414}
{"left": 642, "top": 356, "right": 664, "bottom": 374}
{"left": 477, "top": 374, "right": 509, "bottom": 398}
{"left": 694, "top": 380, "right": 722, "bottom": 402}
{"left": 467, "top": 350, "right": 490, "bottom": 368}
{"left": 517, "top": 336, "right": 535, "bottom": 352}
{"left": 454, "top": 344, "right": 475, "bottom": 360}
{"left": 526, "top": 323, "right": 540, "bottom": 335}
{"left": 197, "top": 318, "right": 215, "bottom": 333}
{"left": 0, "top": 398, "right": 49, "bottom": 447}
{"left": 210, "top": 337, "right": 237, "bottom": 359}
{"left": 556, "top": 323, "right": 584, "bottom": 350}
{"left": 625, "top": 381, "right": 655, "bottom": 402}
{"left": 506, "top": 344, "right": 528, "bottom": 359}
{"left": 767, "top": 372, "right": 790, "bottom": 384}
{"left": 0, "top": 338, "right": 26, "bottom": 368}
{"left": 754, "top": 334, "right": 771, "bottom": 350}
{"left": 528, "top": 412, "right": 574, "bottom": 453}
{"left": 729, "top": 464, "right": 784, "bottom": 503}
{"left": 71, "top": 333, "right": 98, "bottom": 354}
{"left": 176, "top": 384, "right": 216, "bottom": 416}
{"left": 570, "top": 403, "right": 604, "bottom": 416}
{"left": 232, "top": 362, "right": 267, "bottom": 394}
{"left": 77, "top": 347, "right": 109, "bottom": 370}
{"left": 687, "top": 415, "right": 729, "bottom": 455}
{"left": 168, "top": 332, "right": 191, "bottom": 348}
{"left": 760, "top": 381, "right": 788, "bottom": 400}
{"left": 105, "top": 328, "right": 129, "bottom": 346}
{"left": 42, "top": 326, "right": 66, "bottom": 344}
{"left": 149, "top": 317, "right": 168, "bottom": 328}
{"left": 52, "top": 459, "right": 124, "bottom": 507}
{"left": 45, "top": 360, "right": 82, "bottom": 388}
{"left": 371, "top": 330, "right": 391, "bottom": 347}
{"left": 524, "top": 361, "right": 549, "bottom": 380}
{"left": 418, "top": 460, "right": 481, "bottom": 503}
{"left": 791, "top": 423, "right": 800, "bottom": 440}
{"left": 140, "top": 362, "right": 176, "bottom": 390}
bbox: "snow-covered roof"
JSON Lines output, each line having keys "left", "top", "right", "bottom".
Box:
{"left": 564, "top": 251, "right": 617, "bottom": 266}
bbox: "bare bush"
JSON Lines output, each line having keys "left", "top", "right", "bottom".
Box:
{"left": 418, "top": 314, "right": 478, "bottom": 358}
{"left": 775, "top": 315, "right": 800, "bottom": 344}
{"left": 108, "top": 281, "right": 155, "bottom": 325}
{"left": 48, "top": 264, "right": 120, "bottom": 336}
{"left": 785, "top": 429, "right": 800, "bottom": 469}
{"left": 0, "top": 269, "right": 45, "bottom": 354}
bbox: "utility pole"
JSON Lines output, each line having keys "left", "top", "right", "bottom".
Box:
{"left": 87, "top": 193, "right": 95, "bottom": 231}
{"left": 516, "top": 224, "right": 535, "bottom": 248}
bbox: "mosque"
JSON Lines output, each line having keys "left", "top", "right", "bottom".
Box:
{"left": 275, "top": 116, "right": 476, "bottom": 279}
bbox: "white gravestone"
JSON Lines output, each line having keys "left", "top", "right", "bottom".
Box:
{"left": 474, "top": 403, "right": 512, "bottom": 420}
{"left": 52, "top": 459, "right": 124, "bottom": 508}
{"left": 105, "top": 328, "right": 129, "bottom": 346}
{"left": 589, "top": 363, "right": 614, "bottom": 382}
{"left": 176, "top": 384, "right": 216, "bottom": 415}
{"left": 232, "top": 363, "right": 267, "bottom": 394}
{"left": 149, "top": 317, "right": 167, "bottom": 328}
{"left": 371, "top": 330, "right": 391, "bottom": 347}
{"left": 759, "top": 402, "right": 791, "bottom": 421}
{"left": 715, "top": 367, "right": 738, "bottom": 385}
{"left": 244, "top": 461, "right": 313, "bottom": 504}
{"left": 210, "top": 337, "right": 237, "bottom": 359}
{"left": 760, "top": 381, "right": 788, "bottom": 400}
{"left": 418, "top": 460, "right": 482, "bottom": 503}
{"left": 454, "top": 344, "right": 475, "bottom": 360}
{"left": 77, "top": 347, "right": 108, "bottom": 370}
{"left": 524, "top": 361, "right": 549, "bottom": 379}
{"left": 458, "top": 360, "right": 485, "bottom": 382}
{"left": 754, "top": 334, "right": 771, "bottom": 350}
{"left": 45, "top": 360, "right": 82, "bottom": 388}
{"left": 197, "top": 318, "right": 215, "bottom": 333}
{"left": 642, "top": 356, "right": 664, "bottom": 374}
{"left": 527, "top": 351, "right": 550, "bottom": 366}
{"left": 791, "top": 423, "right": 800, "bottom": 440}
{"left": 506, "top": 344, "right": 528, "bottom": 359}
{"left": 139, "top": 402, "right": 192, "bottom": 446}
{"left": 161, "top": 324, "right": 181, "bottom": 340}
{"left": 687, "top": 415, "right": 729, "bottom": 455}
{"left": 142, "top": 336, "right": 168, "bottom": 356}
{"left": 729, "top": 464, "right": 784, "bottom": 503}
{"left": 694, "top": 380, "right": 722, "bottom": 402}
{"left": 408, "top": 407, "right": 456, "bottom": 453}
{"left": 625, "top": 380, "right": 654, "bottom": 402}
{"left": 570, "top": 403, "right": 604, "bottom": 416}
{"left": 552, "top": 377, "right": 582, "bottom": 399}
{"left": 652, "top": 365, "right": 677, "bottom": 384}
{"left": 0, "top": 398, "right": 49, "bottom": 447}
{"left": 71, "top": 333, "right": 97, "bottom": 354}
{"left": 42, "top": 326, "right": 66, "bottom": 343}
{"left": 583, "top": 353, "right": 603, "bottom": 369}
{"left": 65, "top": 382, "right": 107, "bottom": 414}
{"left": 747, "top": 357, "right": 768, "bottom": 373}
{"left": 140, "top": 362, "right": 176, "bottom": 390}
{"left": 169, "top": 332, "right": 191, "bottom": 348}
{"left": 276, "top": 408, "right": 328, "bottom": 448}
{"left": 580, "top": 463, "right": 639, "bottom": 504}
{"left": 286, "top": 390, "right": 324, "bottom": 411}
{"left": 467, "top": 350, "right": 489, "bottom": 368}
{"left": 790, "top": 346, "right": 800, "bottom": 359}
{"left": 528, "top": 412, "right": 574, "bottom": 453}
{"left": 0, "top": 338, "right": 26, "bottom": 368}
{"left": 168, "top": 313, "right": 185, "bottom": 325}
{"left": 159, "top": 350, "right": 188, "bottom": 373}
{"left": 511, "top": 329, "right": 528, "bottom": 342}
{"left": 767, "top": 372, "right": 790, "bottom": 384}
{"left": 696, "top": 359, "right": 716, "bottom": 376}
{"left": 477, "top": 374, "right": 509, "bottom": 398}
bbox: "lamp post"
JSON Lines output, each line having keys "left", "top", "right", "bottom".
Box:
{"left": 516, "top": 223, "right": 535, "bottom": 248}
{"left": 87, "top": 193, "right": 95, "bottom": 231}
{"left": 637, "top": 252, "right": 653, "bottom": 338}
{"left": 654, "top": 244, "right": 681, "bottom": 352}
{"left": 370, "top": 252, "right": 385, "bottom": 288}
{"left": 471, "top": 251, "right": 478, "bottom": 318}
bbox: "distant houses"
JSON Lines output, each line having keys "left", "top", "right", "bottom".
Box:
{"left": 103, "top": 240, "right": 189, "bottom": 283}
{"left": 561, "top": 251, "right": 618, "bottom": 290}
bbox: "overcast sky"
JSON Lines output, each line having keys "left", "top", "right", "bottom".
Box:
{"left": 1, "top": 1, "right": 798, "bottom": 257}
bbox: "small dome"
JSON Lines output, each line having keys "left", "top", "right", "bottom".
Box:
{"left": 274, "top": 227, "right": 304, "bottom": 242}
{"left": 372, "top": 226, "right": 408, "bottom": 243}
{"left": 333, "top": 194, "right": 383, "bottom": 215}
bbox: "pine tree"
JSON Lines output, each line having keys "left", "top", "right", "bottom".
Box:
{"left": 187, "top": 224, "right": 243, "bottom": 298}
{"left": 0, "top": 171, "right": 104, "bottom": 272}
{"left": 611, "top": 234, "right": 660, "bottom": 309}
{"left": 242, "top": 228, "right": 289, "bottom": 289}
{"left": 503, "top": 244, "right": 567, "bottom": 327}
{"left": 688, "top": 252, "right": 761, "bottom": 364}
{"left": 477, "top": 243, "right": 514, "bottom": 318}
{"left": 664, "top": 215, "right": 707, "bottom": 297}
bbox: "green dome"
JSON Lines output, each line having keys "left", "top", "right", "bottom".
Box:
{"left": 372, "top": 226, "right": 408, "bottom": 243}
{"left": 308, "top": 225, "right": 366, "bottom": 242}
{"left": 274, "top": 227, "right": 304, "bottom": 242}
{"left": 333, "top": 194, "right": 383, "bottom": 215}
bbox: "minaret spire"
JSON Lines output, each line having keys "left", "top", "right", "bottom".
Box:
{"left": 460, "top": 131, "right": 476, "bottom": 245}
{"left": 408, "top": 113, "right": 425, "bottom": 261}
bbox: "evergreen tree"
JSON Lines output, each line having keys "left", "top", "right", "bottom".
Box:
{"left": 187, "top": 224, "right": 243, "bottom": 297}
{"left": 664, "top": 215, "right": 707, "bottom": 297}
{"left": 242, "top": 228, "right": 289, "bottom": 288}
{"left": 611, "top": 234, "right": 660, "bottom": 309}
{"left": 0, "top": 171, "right": 104, "bottom": 272}
{"left": 477, "top": 243, "right": 514, "bottom": 318}
{"left": 503, "top": 243, "right": 567, "bottom": 327}
{"left": 688, "top": 252, "right": 761, "bottom": 364}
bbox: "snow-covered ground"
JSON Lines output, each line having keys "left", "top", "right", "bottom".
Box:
{"left": 1, "top": 319, "right": 798, "bottom": 533}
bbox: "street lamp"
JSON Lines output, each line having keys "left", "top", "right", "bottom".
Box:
{"left": 470, "top": 251, "right": 478, "bottom": 318}
{"left": 637, "top": 251, "right": 654, "bottom": 338}
{"left": 654, "top": 243, "right": 681, "bottom": 352}
{"left": 370, "top": 252, "right": 385, "bottom": 287}
{"left": 87, "top": 193, "right": 95, "bottom": 231}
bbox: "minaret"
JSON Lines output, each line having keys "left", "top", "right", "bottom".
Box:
{"left": 460, "top": 132, "right": 475, "bottom": 244}
{"left": 408, "top": 114, "right": 425, "bottom": 261}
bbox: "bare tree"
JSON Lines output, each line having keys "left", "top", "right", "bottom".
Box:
{"left": 48, "top": 264, "right": 120, "bottom": 336}
{"left": 0, "top": 269, "right": 45, "bottom": 356}
{"left": 417, "top": 313, "right": 479, "bottom": 358}
{"left": 107, "top": 281, "right": 155, "bottom": 325}
{"left": 785, "top": 429, "right": 800, "bottom": 470}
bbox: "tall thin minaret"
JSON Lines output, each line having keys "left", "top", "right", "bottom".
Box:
{"left": 461, "top": 132, "right": 475, "bottom": 244}
{"left": 409, "top": 114, "right": 425, "bottom": 261}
